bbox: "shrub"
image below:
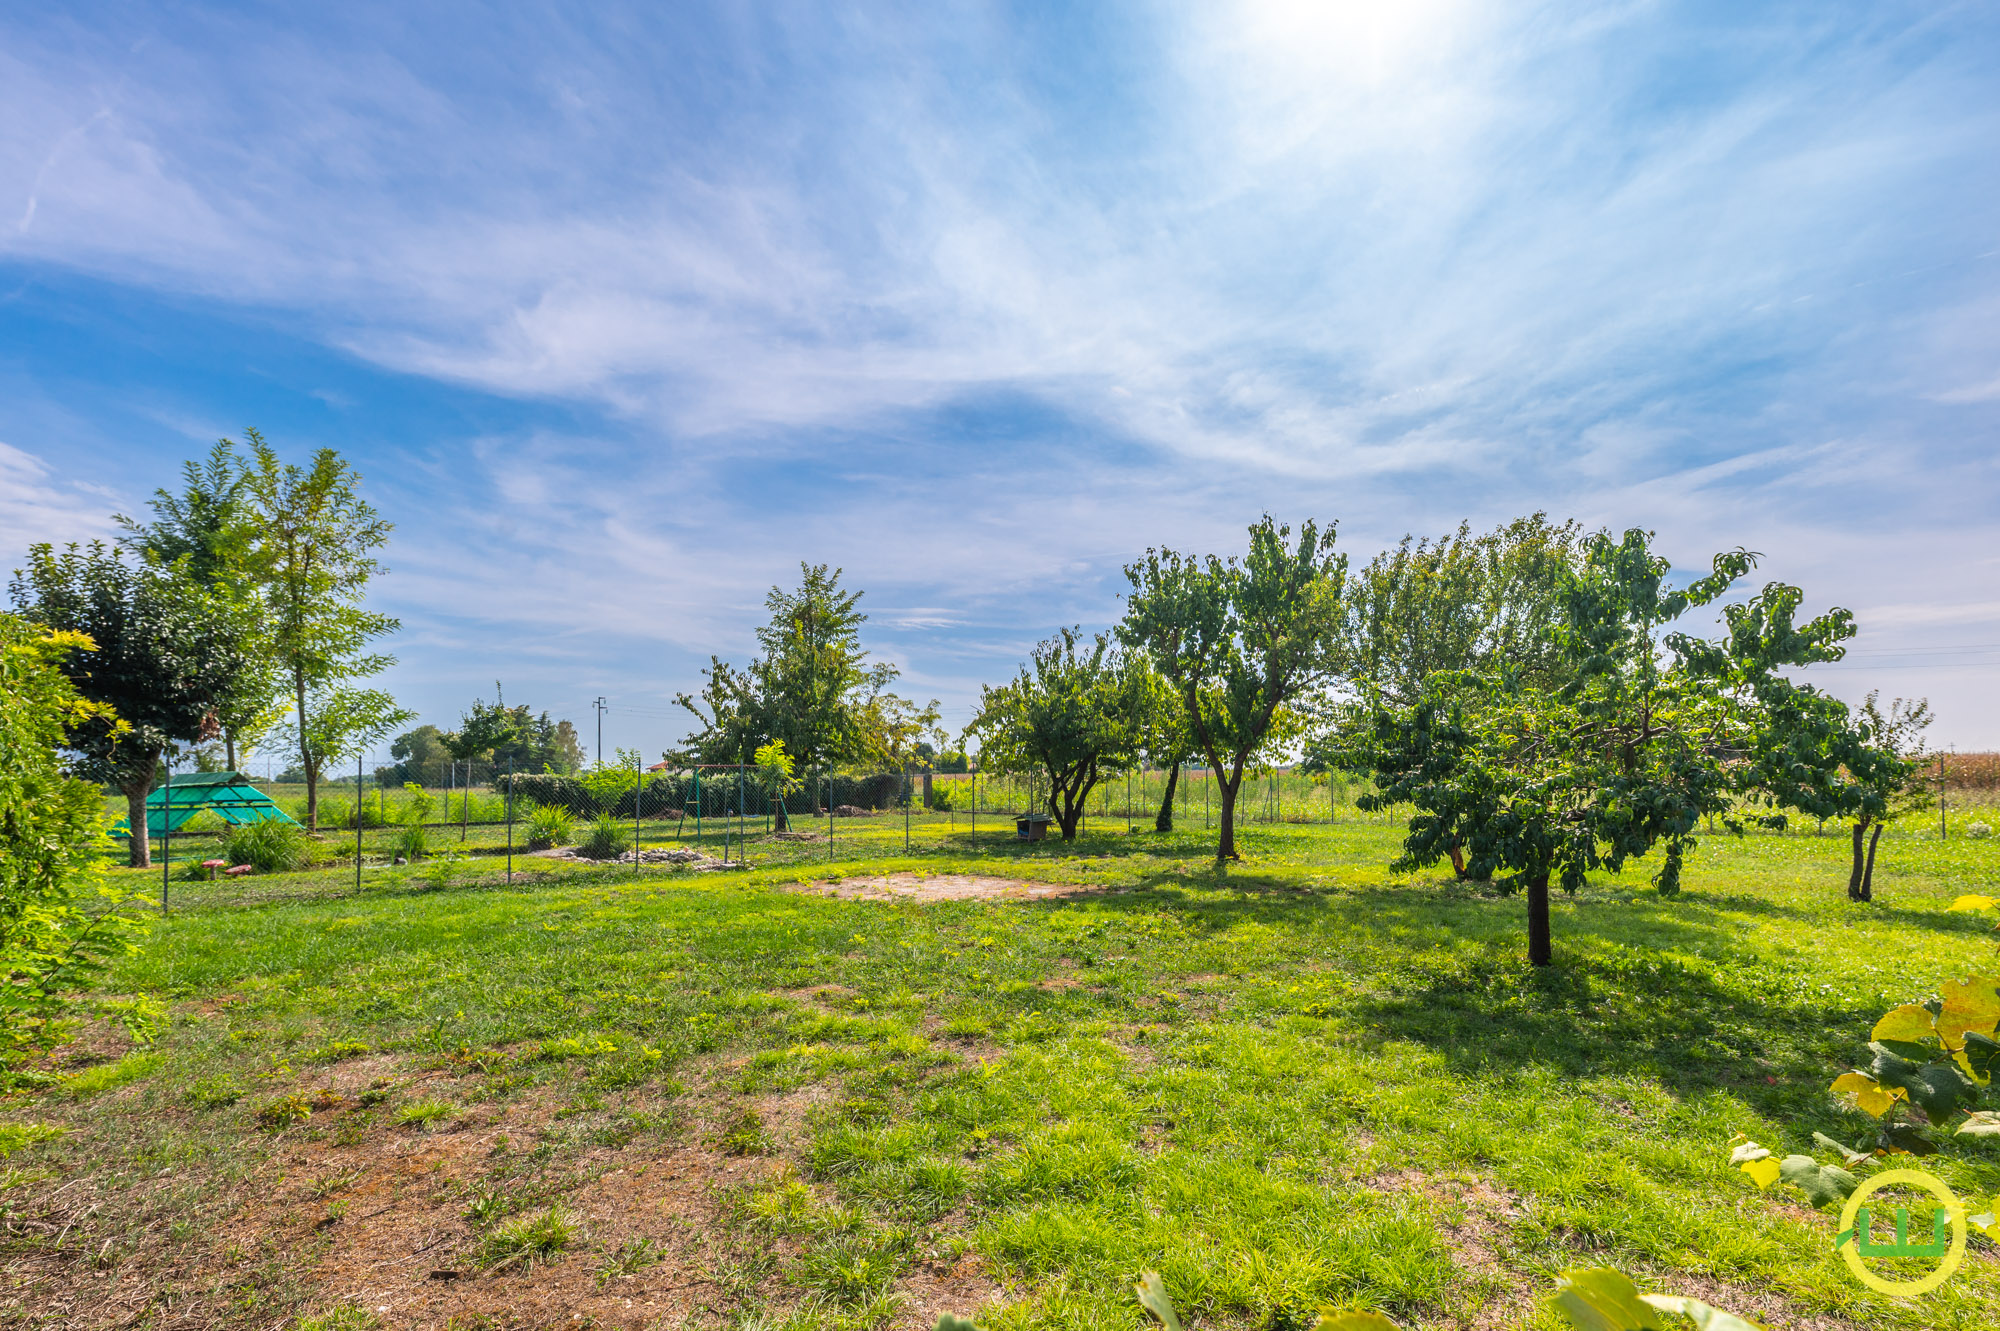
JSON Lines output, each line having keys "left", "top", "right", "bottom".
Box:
{"left": 0, "top": 616, "right": 148, "bottom": 1076}
{"left": 1972, "top": 822, "right": 1993, "bottom": 840}
{"left": 525, "top": 803, "right": 573, "bottom": 850}
{"left": 226, "top": 818, "right": 308, "bottom": 873}
{"left": 395, "top": 823, "right": 430, "bottom": 861}
{"left": 575, "top": 815, "right": 631, "bottom": 861}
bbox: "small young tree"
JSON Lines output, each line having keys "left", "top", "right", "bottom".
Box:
{"left": 239, "top": 431, "right": 401, "bottom": 830}
{"left": 754, "top": 739, "right": 802, "bottom": 829}
{"left": 1850, "top": 693, "right": 1934, "bottom": 898}
{"left": 9, "top": 544, "right": 252, "bottom": 867}
{"left": 1683, "top": 585, "right": 1912, "bottom": 900}
{"left": 1121, "top": 516, "right": 1347, "bottom": 860}
{"left": 968, "top": 628, "right": 1151, "bottom": 841}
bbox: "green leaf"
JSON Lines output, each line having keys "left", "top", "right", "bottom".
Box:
{"left": 935, "top": 1317, "right": 980, "bottom": 1331}
{"left": 1135, "top": 1272, "right": 1181, "bottom": 1331}
{"left": 1314, "top": 1313, "right": 1403, "bottom": 1331}
{"left": 1639, "top": 1295, "right": 1770, "bottom": 1331}
{"left": 1727, "top": 1141, "right": 1770, "bottom": 1166}
{"left": 1868, "top": 1043, "right": 1973, "bottom": 1120}
{"left": 1809, "top": 1132, "right": 1871, "bottom": 1167}
{"left": 1955, "top": 1111, "right": 2000, "bottom": 1138}
{"left": 1876, "top": 1122, "right": 1938, "bottom": 1156}
{"left": 1546, "top": 1269, "right": 1669, "bottom": 1331}
{"left": 1777, "top": 1155, "right": 1857, "bottom": 1209}
{"left": 1960, "top": 1031, "right": 2000, "bottom": 1085}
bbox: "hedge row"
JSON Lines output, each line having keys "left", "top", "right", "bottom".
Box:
{"left": 496, "top": 771, "right": 914, "bottom": 817}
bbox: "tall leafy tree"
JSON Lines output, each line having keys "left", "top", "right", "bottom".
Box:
{"left": 114, "top": 438, "right": 282, "bottom": 772}
{"left": 1121, "top": 516, "right": 1347, "bottom": 860}
{"left": 967, "top": 628, "right": 1151, "bottom": 841}
{"left": 238, "top": 430, "right": 401, "bottom": 830}
{"left": 677, "top": 564, "right": 937, "bottom": 827}
{"left": 9, "top": 544, "right": 252, "bottom": 866}
{"left": 1341, "top": 513, "right": 1588, "bottom": 706}
{"left": 1346, "top": 531, "right": 1852, "bottom": 966}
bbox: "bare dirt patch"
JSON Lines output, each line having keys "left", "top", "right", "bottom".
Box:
{"left": 788, "top": 873, "right": 1089, "bottom": 903}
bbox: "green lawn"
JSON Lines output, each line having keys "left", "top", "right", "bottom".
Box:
{"left": 7, "top": 818, "right": 2000, "bottom": 1330}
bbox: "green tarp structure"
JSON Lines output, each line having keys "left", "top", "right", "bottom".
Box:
{"left": 109, "top": 771, "right": 300, "bottom": 839}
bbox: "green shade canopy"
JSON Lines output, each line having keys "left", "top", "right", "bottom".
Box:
{"left": 109, "top": 771, "right": 300, "bottom": 839}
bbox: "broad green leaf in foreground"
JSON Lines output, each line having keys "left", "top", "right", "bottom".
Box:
{"left": 1778, "top": 1154, "right": 1857, "bottom": 1209}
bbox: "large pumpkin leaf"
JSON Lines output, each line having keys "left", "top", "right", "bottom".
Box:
{"left": 1810, "top": 1132, "right": 1872, "bottom": 1166}
{"left": 1314, "top": 1314, "right": 1403, "bottom": 1331}
{"left": 1876, "top": 1121, "right": 1938, "bottom": 1156}
{"left": 1640, "top": 1295, "right": 1770, "bottom": 1331}
{"left": 1957, "top": 1030, "right": 2000, "bottom": 1085}
{"left": 1546, "top": 1268, "right": 1669, "bottom": 1331}
{"left": 1870, "top": 1004, "right": 1938, "bottom": 1046}
{"left": 1867, "top": 1044, "right": 1973, "bottom": 1120}
{"left": 1937, "top": 976, "right": 2000, "bottom": 1047}
{"left": 1955, "top": 1111, "right": 2000, "bottom": 1138}
{"left": 1135, "top": 1272, "right": 1182, "bottom": 1331}
{"left": 1778, "top": 1155, "right": 1857, "bottom": 1209}
{"left": 1831, "top": 1071, "right": 1903, "bottom": 1118}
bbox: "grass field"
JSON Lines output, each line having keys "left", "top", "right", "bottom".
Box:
{"left": 8, "top": 815, "right": 2000, "bottom": 1330}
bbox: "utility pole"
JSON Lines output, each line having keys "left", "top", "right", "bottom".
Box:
{"left": 594, "top": 696, "right": 608, "bottom": 767}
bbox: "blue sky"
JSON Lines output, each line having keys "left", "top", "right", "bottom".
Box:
{"left": 4, "top": 0, "right": 1998, "bottom": 760}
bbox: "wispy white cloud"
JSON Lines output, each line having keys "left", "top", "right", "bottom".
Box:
{"left": 0, "top": 1, "right": 1997, "bottom": 744}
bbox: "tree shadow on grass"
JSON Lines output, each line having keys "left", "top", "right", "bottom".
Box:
{"left": 1062, "top": 872, "right": 1878, "bottom": 1110}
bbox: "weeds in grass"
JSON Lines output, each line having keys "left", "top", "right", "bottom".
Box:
{"left": 480, "top": 1203, "right": 580, "bottom": 1271}
{"left": 463, "top": 1186, "right": 514, "bottom": 1226}
{"left": 255, "top": 1093, "right": 313, "bottom": 1128}
{"left": 293, "top": 1304, "right": 385, "bottom": 1331}
{"left": 0, "top": 1123, "right": 65, "bottom": 1156}
{"left": 719, "top": 1105, "right": 773, "bottom": 1156}
{"left": 594, "top": 1235, "right": 665, "bottom": 1286}
{"left": 394, "top": 1098, "right": 457, "bottom": 1129}
{"left": 576, "top": 814, "right": 631, "bottom": 860}
{"left": 185, "top": 1072, "right": 245, "bottom": 1107}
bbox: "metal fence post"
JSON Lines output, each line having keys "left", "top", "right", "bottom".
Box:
{"left": 355, "top": 751, "right": 363, "bottom": 892}
{"left": 634, "top": 755, "right": 642, "bottom": 869}
{"left": 905, "top": 765, "right": 911, "bottom": 853}
{"left": 506, "top": 757, "right": 514, "bottom": 884}
{"left": 737, "top": 767, "right": 746, "bottom": 865}
{"left": 160, "top": 757, "right": 171, "bottom": 917}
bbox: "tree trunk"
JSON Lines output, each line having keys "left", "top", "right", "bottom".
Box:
{"left": 224, "top": 729, "right": 238, "bottom": 773}
{"left": 122, "top": 778, "right": 153, "bottom": 869}
{"left": 1848, "top": 821, "right": 1868, "bottom": 901}
{"left": 1053, "top": 781, "right": 1081, "bottom": 841}
{"left": 1527, "top": 870, "right": 1552, "bottom": 967}
{"left": 772, "top": 792, "right": 790, "bottom": 832}
{"left": 922, "top": 771, "right": 933, "bottom": 809}
{"left": 1215, "top": 773, "right": 1242, "bottom": 860}
{"left": 1155, "top": 763, "right": 1180, "bottom": 833}
{"left": 295, "top": 669, "right": 317, "bottom": 831}
{"left": 1448, "top": 841, "right": 1467, "bottom": 877}
{"left": 1861, "top": 822, "right": 1884, "bottom": 899}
